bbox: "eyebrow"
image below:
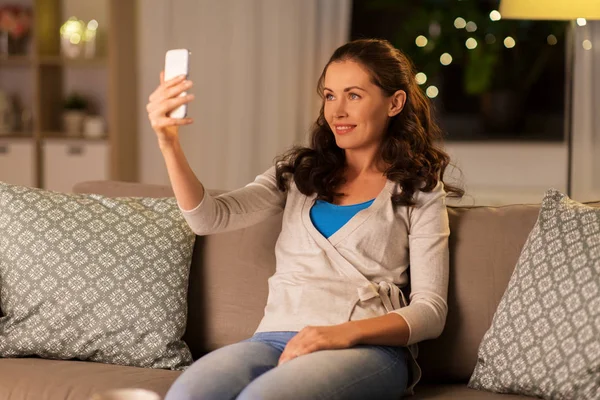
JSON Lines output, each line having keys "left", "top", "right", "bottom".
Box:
{"left": 323, "top": 86, "right": 367, "bottom": 93}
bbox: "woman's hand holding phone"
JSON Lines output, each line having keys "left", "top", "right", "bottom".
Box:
{"left": 146, "top": 71, "right": 194, "bottom": 148}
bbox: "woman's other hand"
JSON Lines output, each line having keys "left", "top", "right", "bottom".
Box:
{"left": 277, "top": 323, "right": 361, "bottom": 366}
{"left": 146, "top": 71, "right": 194, "bottom": 147}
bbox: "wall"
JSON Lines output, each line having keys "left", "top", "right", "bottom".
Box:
{"left": 444, "top": 142, "right": 567, "bottom": 206}
{"left": 138, "top": 0, "right": 171, "bottom": 186}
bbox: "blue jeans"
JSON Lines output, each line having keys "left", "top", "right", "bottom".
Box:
{"left": 165, "top": 331, "right": 409, "bottom": 400}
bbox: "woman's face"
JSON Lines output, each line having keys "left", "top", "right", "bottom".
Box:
{"left": 323, "top": 60, "right": 393, "bottom": 153}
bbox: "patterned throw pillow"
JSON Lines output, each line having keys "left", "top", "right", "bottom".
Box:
{"left": 0, "top": 182, "right": 195, "bottom": 369}
{"left": 468, "top": 189, "right": 600, "bottom": 399}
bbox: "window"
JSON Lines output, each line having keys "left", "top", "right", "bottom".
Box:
{"left": 351, "top": 0, "right": 567, "bottom": 141}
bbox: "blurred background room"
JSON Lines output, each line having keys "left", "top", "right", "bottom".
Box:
{"left": 0, "top": 0, "right": 598, "bottom": 205}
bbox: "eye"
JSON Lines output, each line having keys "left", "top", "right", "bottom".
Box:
{"left": 349, "top": 93, "right": 360, "bottom": 100}
{"left": 324, "top": 93, "right": 334, "bottom": 101}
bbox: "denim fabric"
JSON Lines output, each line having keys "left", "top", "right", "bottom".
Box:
{"left": 165, "top": 331, "right": 409, "bottom": 400}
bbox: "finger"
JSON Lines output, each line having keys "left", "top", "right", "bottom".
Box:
{"left": 163, "top": 74, "right": 187, "bottom": 89}
{"left": 149, "top": 79, "right": 191, "bottom": 106}
{"left": 150, "top": 116, "right": 193, "bottom": 129}
{"left": 165, "top": 80, "right": 193, "bottom": 99}
{"left": 278, "top": 343, "right": 309, "bottom": 366}
{"left": 165, "top": 117, "right": 193, "bottom": 126}
{"left": 149, "top": 109, "right": 193, "bottom": 125}
{"left": 146, "top": 95, "right": 165, "bottom": 113}
{"left": 277, "top": 352, "right": 293, "bottom": 366}
{"left": 147, "top": 93, "right": 189, "bottom": 116}
{"left": 155, "top": 94, "right": 194, "bottom": 116}
{"left": 148, "top": 86, "right": 165, "bottom": 103}
{"left": 160, "top": 70, "right": 164, "bottom": 84}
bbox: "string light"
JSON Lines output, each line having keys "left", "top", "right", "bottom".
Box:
{"left": 87, "top": 19, "right": 99, "bottom": 30}
{"left": 454, "top": 17, "right": 466, "bottom": 29}
{"left": 582, "top": 40, "right": 592, "bottom": 50}
{"left": 84, "top": 19, "right": 98, "bottom": 43}
{"left": 466, "top": 21, "right": 477, "bottom": 32}
{"left": 415, "top": 35, "right": 428, "bottom": 47}
{"left": 440, "top": 53, "right": 452, "bottom": 65}
{"left": 489, "top": 10, "right": 501, "bottom": 21}
{"left": 547, "top": 35, "right": 558, "bottom": 45}
{"left": 504, "top": 36, "right": 516, "bottom": 48}
{"left": 426, "top": 86, "right": 439, "bottom": 98}
{"left": 577, "top": 18, "right": 587, "bottom": 26}
{"left": 70, "top": 33, "right": 81, "bottom": 45}
{"left": 465, "top": 38, "right": 478, "bottom": 49}
{"left": 415, "top": 72, "right": 427, "bottom": 85}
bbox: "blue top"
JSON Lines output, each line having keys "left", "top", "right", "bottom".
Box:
{"left": 309, "top": 198, "right": 375, "bottom": 238}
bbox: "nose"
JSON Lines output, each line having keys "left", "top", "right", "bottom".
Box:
{"left": 333, "top": 98, "right": 348, "bottom": 119}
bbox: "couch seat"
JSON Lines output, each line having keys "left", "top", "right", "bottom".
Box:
{"left": 414, "top": 383, "right": 535, "bottom": 399}
{"left": 0, "top": 358, "right": 180, "bottom": 400}
{"left": 0, "top": 358, "right": 537, "bottom": 400}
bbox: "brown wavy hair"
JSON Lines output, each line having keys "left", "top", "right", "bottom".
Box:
{"left": 275, "top": 38, "right": 464, "bottom": 206}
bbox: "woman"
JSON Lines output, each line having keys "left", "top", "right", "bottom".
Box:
{"left": 147, "top": 38, "right": 463, "bottom": 400}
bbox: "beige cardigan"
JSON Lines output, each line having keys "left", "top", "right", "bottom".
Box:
{"left": 180, "top": 166, "right": 450, "bottom": 395}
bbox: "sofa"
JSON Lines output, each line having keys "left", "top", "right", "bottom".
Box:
{"left": 0, "top": 180, "right": 597, "bottom": 400}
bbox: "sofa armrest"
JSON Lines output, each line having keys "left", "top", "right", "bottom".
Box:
{"left": 73, "top": 180, "right": 227, "bottom": 199}
{"left": 73, "top": 180, "right": 175, "bottom": 198}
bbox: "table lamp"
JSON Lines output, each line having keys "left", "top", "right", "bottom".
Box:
{"left": 499, "top": 0, "right": 600, "bottom": 197}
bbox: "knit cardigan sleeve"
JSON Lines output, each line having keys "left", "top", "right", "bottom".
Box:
{"left": 178, "top": 166, "right": 286, "bottom": 235}
{"left": 391, "top": 180, "right": 450, "bottom": 345}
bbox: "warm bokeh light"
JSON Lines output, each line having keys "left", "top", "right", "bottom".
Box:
{"left": 582, "top": 40, "right": 593, "bottom": 50}
{"left": 87, "top": 19, "right": 99, "bottom": 30}
{"left": 440, "top": 53, "right": 452, "bottom": 65}
{"left": 454, "top": 17, "right": 466, "bottom": 29}
{"left": 489, "top": 10, "right": 502, "bottom": 21}
{"left": 485, "top": 34, "right": 496, "bottom": 44}
{"left": 415, "top": 72, "right": 427, "bottom": 85}
{"left": 547, "top": 34, "right": 558, "bottom": 45}
{"left": 504, "top": 36, "right": 516, "bottom": 48}
{"left": 69, "top": 33, "right": 81, "bottom": 45}
{"left": 426, "top": 85, "right": 439, "bottom": 98}
{"left": 415, "top": 35, "right": 428, "bottom": 47}
{"left": 60, "top": 16, "right": 84, "bottom": 37}
{"left": 577, "top": 18, "right": 587, "bottom": 26}
{"left": 465, "top": 37, "right": 478, "bottom": 49}
{"left": 466, "top": 21, "right": 477, "bottom": 32}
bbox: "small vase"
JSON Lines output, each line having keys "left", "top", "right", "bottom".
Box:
{"left": 63, "top": 110, "right": 86, "bottom": 137}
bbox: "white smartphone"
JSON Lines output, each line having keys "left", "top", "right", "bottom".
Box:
{"left": 164, "top": 48, "right": 191, "bottom": 119}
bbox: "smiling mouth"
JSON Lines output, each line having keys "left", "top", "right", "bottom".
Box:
{"left": 334, "top": 125, "right": 356, "bottom": 135}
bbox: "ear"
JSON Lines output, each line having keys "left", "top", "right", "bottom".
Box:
{"left": 388, "top": 90, "right": 406, "bottom": 117}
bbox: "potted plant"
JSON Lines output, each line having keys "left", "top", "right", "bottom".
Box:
{"left": 63, "top": 92, "right": 87, "bottom": 136}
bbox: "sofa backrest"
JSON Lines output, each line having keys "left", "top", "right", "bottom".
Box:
{"left": 72, "top": 181, "right": 600, "bottom": 383}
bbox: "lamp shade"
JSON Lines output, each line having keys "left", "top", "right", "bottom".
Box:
{"left": 499, "top": 0, "right": 600, "bottom": 20}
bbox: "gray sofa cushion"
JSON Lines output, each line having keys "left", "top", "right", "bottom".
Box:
{"left": 468, "top": 189, "right": 600, "bottom": 399}
{"left": 0, "top": 182, "right": 195, "bottom": 369}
